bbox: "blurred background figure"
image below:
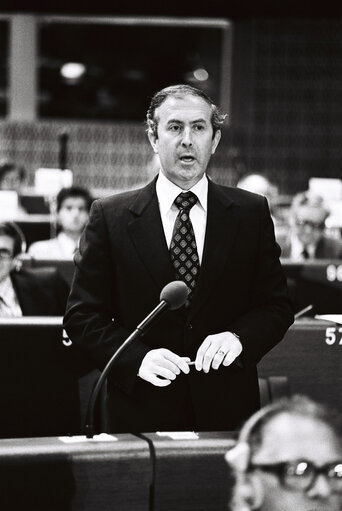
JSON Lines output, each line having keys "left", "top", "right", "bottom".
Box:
{"left": 277, "top": 190, "right": 342, "bottom": 260}
{"left": 236, "top": 173, "right": 279, "bottom": 201}
{"left": 28, "top": 186, "right": 93, "bottom": 260}
{"left": 0, "top": 160, "right": 26, "bottom": 192}
{"left": 0, "top": 222, "right": 69, "bottom": 316}
{"left": 0, "top": 160, "right": 28, "bottom": 215}
{"left": 225, "top": 394, "right": 342, "bottom": 511}
{"left": 236, "top": 173, "right": 285, "bottom": 237}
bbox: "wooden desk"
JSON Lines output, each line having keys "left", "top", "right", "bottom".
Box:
{"left": 0, "top": 434, "right": 151, "bottom": 510}
{"left": 258, "top": 318, "right": 342, "bottom": 412}
{"left": 0, "top": 317, "right": 99, "bottom": 438}
{"left": 142, "top": 431, "right": 236, "bottom": 511}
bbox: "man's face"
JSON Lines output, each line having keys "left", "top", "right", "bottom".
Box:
{"left": 251, "top": 413, "right": 342, "bottom": 511}
{"left": 148, "top": 94, "right": 221, "bottom": 190}
{"left": 57, "top": 197, "right": 89, "bottom": 235}
{"left": 0, "top": 169, "right": 23, "bottom": 192}
{"left": 293, "top": 205, "right": 326, "bottom": 247}
{"left": 0, "top": 235, "right": 16, "bottom": 283}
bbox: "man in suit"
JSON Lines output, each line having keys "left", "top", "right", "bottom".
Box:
{"left": 0, "top": 222, "right": 69, "bottom": 316}
{"left": 278, "top": 191, "right": 342, "bottom": 260}
{"left": 64, "top": 84, "right": 293, "bottom": 432}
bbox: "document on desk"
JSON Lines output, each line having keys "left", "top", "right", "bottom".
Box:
{"left": 315, "top": 314, "right": 342, "bottom": 325}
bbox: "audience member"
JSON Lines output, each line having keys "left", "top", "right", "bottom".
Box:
{"left": 236, "top": 173, "right": 285, "bottom": 237}
{"left": 0, "top": 160, "right": 28, "bottom": 215}
{"left": 0, "top": 160, "right": 26, "bottom": 191}
{"left": 225, "top": 394, "right": 342, "bottom": 511}
{"left": 0, "top": 222, "right": 69, "bottom": 316}
{"left": 278, "top": 191, "right": 342, "bottom": 260}
{"left": 28, "top": 186, "right": 93, "bottom": 259}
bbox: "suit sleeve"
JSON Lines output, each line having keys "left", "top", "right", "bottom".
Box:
{"left": 63, "top": 200, "right": 151, "bottom": 397}
{"left": 229, "top": 197, "right": 294, "bottom": 366}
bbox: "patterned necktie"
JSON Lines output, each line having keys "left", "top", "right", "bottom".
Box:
{"left": 170, "top": 191, "right": 200, "bottom": 300}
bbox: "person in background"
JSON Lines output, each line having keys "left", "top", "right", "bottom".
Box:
{"left": 0, "top": 222, "right": 69, "bottom": 316}
{"left": 225, "top": 394, "right": 342, "bottom": 511}
{"left": 28, "top": 186, "right": 93, "bottom": 260}
{"left": 0, "top": 160, "right": 26, "bottom": 192}
{"left": 64, "top": 84, "right": 293, "bottom": 433}
{"left": 278, "top": 191, "right": 342, "bottom": 260}
{"left": 0, "top": 160, "right": 28, "bottom": 215}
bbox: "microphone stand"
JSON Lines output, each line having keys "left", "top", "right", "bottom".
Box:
{"left": 84, "top": 300, "right": 169, "bottom": 438}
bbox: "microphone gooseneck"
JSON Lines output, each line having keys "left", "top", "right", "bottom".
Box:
{"left": 84, "top": 281, "right": 189, "bottom": 438}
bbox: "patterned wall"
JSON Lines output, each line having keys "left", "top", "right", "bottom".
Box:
{"left": 1, "top": 18, "right": 341, "bottom": 196}
{"left": 231, "top": 18, "right": 342, "bottom": 194}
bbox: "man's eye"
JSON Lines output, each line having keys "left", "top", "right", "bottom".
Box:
{"left": 169, "top": 125, "right": 180, "bottom": 132}
{"left": 194, "top": 124, "right": 205, "bottom": 131}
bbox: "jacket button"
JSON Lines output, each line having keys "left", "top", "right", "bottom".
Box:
{"left": 187, "top": 323, "right": 193, "bottom": 330}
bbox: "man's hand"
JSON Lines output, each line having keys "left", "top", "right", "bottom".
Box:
{"left": 195, "top": 332, "right": 242, "bottom": 373}
{"left": 138, "top": 348, "right": 190, "bottom": 387}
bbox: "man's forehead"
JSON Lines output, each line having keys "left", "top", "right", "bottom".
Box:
{"left": 253, "top": 413, "right": 340, "bottom": 463}
{"left": 155, "top": 94, "right": 212, "bottom": 122}
{"left": 0, "top": 235, "right": 15, "bottom": 250}
{"left": 296, "top": 205, "right": 327, "bottom": 223}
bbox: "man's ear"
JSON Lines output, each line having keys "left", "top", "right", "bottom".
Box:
{"left": 225, "top": 442, "right": 250, "bottom": 472}
{"left": 231, "top": 472, "right": 264, "bottom": 511}
{"left": 11, "top": 254, "right": 23, "bottom": 272}
{"left": 211, "top": 129, "right": 221, "bottom": 154}
{"left": 147, "top": 129, "right": 158, "bottom": 154}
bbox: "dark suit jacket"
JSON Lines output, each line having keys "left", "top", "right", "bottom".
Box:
{"left": 11, "top": 267, "right": 69, "bottom": 316}
{"left": 64, "top": 178, "right": 294, "bottom": 432}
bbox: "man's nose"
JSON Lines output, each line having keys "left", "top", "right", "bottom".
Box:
{"left": 181, "top": 127, "right": 193, "bottom": 146}
{"left": 307, "top": 473, "right": 332, "bottom": 499}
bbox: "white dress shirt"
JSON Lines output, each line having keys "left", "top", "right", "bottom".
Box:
{"left": 0, "top": 275, "right": 23, "bottom": 317}
{"left": 290, "top": 234, "right": 316, "bottom": 260}
{"left": 156, "top": 171, "right": 208, "bottom": 263}
{"left": 28, "top": 232, "right": 79, "bottom": 260}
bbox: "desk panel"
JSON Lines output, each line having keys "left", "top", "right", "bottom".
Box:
{"left": 0, "top": 434, "right": 151, "bottom": 511}
{"left": 143, "top": 431, "right": 236, "bottom": 511}
{"left": 258, "top": 319, "right": 342, "bottom": 412}
{"left": 0, "top": 318, "right": 99, "bottom": 438}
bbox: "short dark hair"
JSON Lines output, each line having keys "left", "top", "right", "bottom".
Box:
{"left": 0, "top": 221, "right": 26, "bottom": 256}
{"left": 56, "top": 186, "right": 93, "bottom": 212}
{"left": 146, "top": 84, "right": 227, "bottom": 138}
{"left": 0, "top": 160, "right": 26, "bottom": 185}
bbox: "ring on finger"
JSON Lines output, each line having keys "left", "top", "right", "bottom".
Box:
{"left": 217, "top": 349, "right": 226, "bottom": 357}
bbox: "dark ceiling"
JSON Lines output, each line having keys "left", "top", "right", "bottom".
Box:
{"left": 2, "top": 0, "right": 342, "bottom": 19}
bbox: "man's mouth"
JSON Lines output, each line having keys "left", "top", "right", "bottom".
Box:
{"left": 180, "top": 155, "right": 196, "bottom": 163}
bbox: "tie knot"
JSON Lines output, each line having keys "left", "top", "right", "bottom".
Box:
{"left": 174, "top": 191, "right": 198, "bottom": 211}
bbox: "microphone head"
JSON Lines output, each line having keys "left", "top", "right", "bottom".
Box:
{"left": 160, "top": 281, "right": 189, "bottom": 310}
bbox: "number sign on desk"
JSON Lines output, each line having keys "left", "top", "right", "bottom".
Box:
{"left": 258, "top": 319, "right": 342, "bottom": 413}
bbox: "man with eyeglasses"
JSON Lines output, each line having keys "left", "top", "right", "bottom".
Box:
{"left": 278, "top": 191, "right": 342, "bottom": 260}
{"left": 0, "top": 222, "right": 69, "bottom": 316}
{"left": 225, "top": 394, "right": 342, "bottom": 511}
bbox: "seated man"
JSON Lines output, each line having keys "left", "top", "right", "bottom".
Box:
{"left": 0, "top": 159, "right": 28, "bottom": 215}
{"left": 0, "top": 222, "right": 69, "bottom": 316}
{"left": 28, "top": 186, "right": 93, "bottom": 259}
{"left": 225, "top": 394, "right": 342, "bottom": 511}
{"left": 278, "top": 191, "right": 342, "bottom": 260}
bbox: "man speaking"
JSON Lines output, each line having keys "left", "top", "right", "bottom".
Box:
{"left": 64, "top": 84, "right": 294, "bottom": 432}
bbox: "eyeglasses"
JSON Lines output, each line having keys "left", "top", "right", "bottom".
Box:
{"left": 0, "top": 249, "right": 13, "bottom": 260}
{"left": 249, "top": 459, "right": 342, "bottom": 492}
{"left": 295, "top": 219, "right": 325, "bottom": 230}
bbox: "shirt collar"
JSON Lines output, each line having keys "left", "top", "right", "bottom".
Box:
{"left": 156, "top": 170, "right": 208, "bottom": 213}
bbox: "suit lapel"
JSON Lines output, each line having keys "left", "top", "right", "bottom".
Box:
{"left": 189, "top": 180, "right": 238, "bottom": 319}
{"left": 127, "top": 179, "right": 175, "bottom": 293}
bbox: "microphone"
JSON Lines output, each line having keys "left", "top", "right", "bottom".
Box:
{"left": 85, "top": 280, "right": 189, "bottom": 438}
